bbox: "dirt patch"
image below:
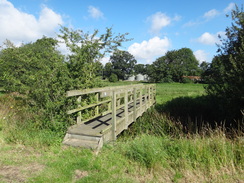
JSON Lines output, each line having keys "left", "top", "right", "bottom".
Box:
{"left": 73, "top": 169, "right": 88, "bottom": 182}
{"left": 0, "top": 163, "right": 45, "bottom": 183}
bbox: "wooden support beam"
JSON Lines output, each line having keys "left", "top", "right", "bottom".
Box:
{"left": 112, "top": 90, "right": 117, "bottom": 141}
{"left": 133, "top": 87, "right": 137, "bottom": 122}
{"left": 140, "top": 88, "right": 142, "bottom": 115}
{"left": 77, "top": 96, "right": 81, "bottom": 124}
{"left": 124, "top": 91, "right": 128, "bottom": 129}
{"left": 95, "top": 92, "right": 99, "bottom": 115}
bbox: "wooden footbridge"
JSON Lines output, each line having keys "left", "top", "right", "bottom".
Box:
{"left": 63, "top": 84, "right": 156, "bottom": 150}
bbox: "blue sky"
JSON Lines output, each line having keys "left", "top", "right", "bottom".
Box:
{"left": 0, "top": 0, "right": 243, "bottom": 65}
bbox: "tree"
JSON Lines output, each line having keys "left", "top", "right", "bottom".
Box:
{"left": 199, "top": 61, "right": 210, "bottom": 83}
{"left": 205, "top": 5, "right": 244, "bottom": 122}
{"left": 134, "top": 64, "right": 146, "bottom": 75}
{"left": 103, "top": 62, "right": 113, "bottom": 79}
{"left": 144, "top": 64, "right": 157, "bottom": 82}
{"left": 150, "top": 48, "right": 199, "bottom": 82}
{"left": 110, "top": 50, "right": 137, "bottom": 80}
{"left": 58, "top": 27, "right": 131, "bottom": 88}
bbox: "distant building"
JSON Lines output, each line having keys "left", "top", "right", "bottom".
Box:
{"left": 126, "top": 74, "right": 149, "bottom": 82}
{"left": 127, "top": 75, "right": 135, "bottom": 81}
{"left": 136, "top": 74, "right": 144, "bottom": 81}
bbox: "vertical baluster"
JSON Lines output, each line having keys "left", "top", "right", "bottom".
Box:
{"left": 77, "top": 96, "right": 81, "bottom": 124}
{"left": 140, "top": 87, "right": 142, "bottom": 115}
{"left": 112, "top": 90, "right": 117, "bottom": 141}
{"left": 133, "top": 88, "right": 137, "bottom": 122}
{"left": 95, "top": 92, "right": 99, "bottom": 115}
{"left": 124, "top": 90, "right": 128, "bottom": 129}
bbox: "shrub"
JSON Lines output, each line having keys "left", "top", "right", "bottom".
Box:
{"left": 109, "top": 73, "right": 118, "bottom": 82}
{"left": 181, "top": 77, "right": 194, "bottom": 83}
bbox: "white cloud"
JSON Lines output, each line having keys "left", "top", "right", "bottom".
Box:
{"left": 224, "top": 3, "right": 235, "bottom": 13}
{"left": 196, "top": 32, "right": 226, "bottom": 45}
{"left": 88, "top": 6, "right": 104, "bottom": 19}
{"left": 0, "top": 0, "right": 63, "bottom": 45}
{"left": 147, "top": 12, "right": 171, "bottom": 34}
{"left": 203, "top": 9, "right": 220, "bottom": 19}
{"left": 194, "top": 50, "right": 208, "bottom": 64}
{"left": 128, "top": 36, "right": 171, "bottom": 63}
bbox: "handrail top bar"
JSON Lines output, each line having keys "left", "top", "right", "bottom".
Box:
{"left": 66, "top": 84, "right": 155, "bottom": 97}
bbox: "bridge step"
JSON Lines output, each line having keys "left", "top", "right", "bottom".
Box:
{"left": 63, "top": 133, "right": 103, "bottom": 150}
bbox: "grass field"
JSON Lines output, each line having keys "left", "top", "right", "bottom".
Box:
{"left": 0, "top": 82, "right": 243, "bottom": 183}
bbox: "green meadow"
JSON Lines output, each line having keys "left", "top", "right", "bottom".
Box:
{"left": 0, "top": 83, "right": 243, "bottom": 183}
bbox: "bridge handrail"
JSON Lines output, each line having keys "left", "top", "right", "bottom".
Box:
{"left": 66, "top": 84, "right": 156, "bottom": 138}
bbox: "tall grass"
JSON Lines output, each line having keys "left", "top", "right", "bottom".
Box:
{"left": 0, "top": 93, "right": 62, "bottom": 147}
{"left": 0, "top": 82, "right": 243, "bottom": 182}
{"left": 119, "top": 132, "right": 243, "bottom": 182}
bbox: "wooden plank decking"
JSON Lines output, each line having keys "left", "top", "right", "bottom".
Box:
{"left": 63, "top": 84, "right": 156, "bottom": 150}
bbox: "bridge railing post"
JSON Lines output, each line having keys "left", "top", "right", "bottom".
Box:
{"left": 77, "top": 96, "right": 82, "bottom": 124}
{"left": 124, "top": 90, "right": 128, "bottom": 129}
{"left": 133, "top": 87, "right": 137, "bottom": 121}
{"left": 112, "top": 90, "right": 117, "bottom": 141}
{"left": 144, "top": 85, "right": 148, "bottom": 110}
{"left": 139, "top": 87, "right": 142, "bottom": 116}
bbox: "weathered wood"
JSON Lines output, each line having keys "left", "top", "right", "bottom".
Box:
{"left": 67, "top": 99, "right": 111, "bottom": 114}
{"left": 95, "top": 92, "right": 99, "bottom": 115}
{"left": 63, "top": 84, "right": 156, "bottom": 150}
{"left": 139, "top": 88, "right": 142, "bottom": 116}
{"left": 133, "top": 88, "right": 137, "bottom": 122}
{"left": 77, "top": 96, "right": 82, "bottom": 124}
{"left": 112, "top": 90, "right": 117, "bottom": 141}
{"left": 66, "top": 84, "right": 144, "bottom": 97}
{"left": 124, "top": 91, "right": 128, "bottom": 129}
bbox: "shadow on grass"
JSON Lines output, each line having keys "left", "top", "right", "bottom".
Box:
{"left": 0, "top": 88, "right": 6, "bottom": 96}
{"left": 155, "top": 95, "right": 243, "bottom": 134}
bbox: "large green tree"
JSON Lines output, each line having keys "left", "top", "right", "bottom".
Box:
{"left": 110, "top": 50, "right": 137, "bottom": 80}
{"left": 134, "top": 64, "right": 146, "bottom": 75}
{"left": 205, "top": 5, "right": 244, "bottom": 121}
{"left": 150, "top": 48, "right": 199, "bottom": 82}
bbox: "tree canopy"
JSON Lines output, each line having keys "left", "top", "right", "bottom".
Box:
{"left": 148, "top": 48, "right": 200, "bottom": 83}
{"left": 0, "top": 27, "right": 130, "bottom": 131}
{"left": 109, "top": 50, "right": 137, "bottom": 80}
{"left": 205, "top": 5, "right": 244, "bottom": 122}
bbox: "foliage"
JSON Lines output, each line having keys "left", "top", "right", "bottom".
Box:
{"left": 122, "top": 133, "right": 243, "bottom": 174}
{"left": 108, "top": 73, "right": 118, "bottom": 82}
{"left": 134, "top": 64, "right": 146, "bottom": 75}
{"left": 205, "top": 5, "right": 244, "bottom": 123}
{"left": 0, "top": 27, "right": 131, "bottom": 132}
{"left": 103, "top": 62, "right": 113, "bottom": 79}
{"left": 0, "top": 37, "right": 71, "bottom": 131}
{"left": 59, "top": 27, "right": 131, "bottom": 89}
{"left": 0, "top": 82, "right": 243, "bottom": 183}
{"left": 148, "top": 48, "right": 200, "bottom": 83}
{"left": 110, "top": 50, "right": 137, "bottom": 80}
